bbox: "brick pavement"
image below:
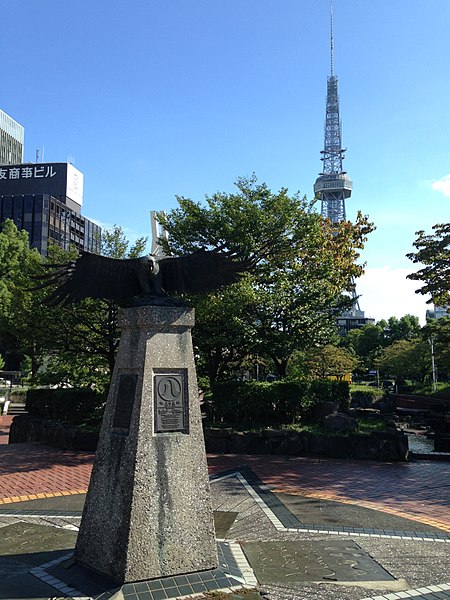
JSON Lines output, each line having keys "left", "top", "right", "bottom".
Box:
{"left": 1, "top": 418, "right": 449, "bottom": 533}
{"left": 207, "top": 454, "right": 450, "bottom": 532}
{"left": 0, "top": 426, "right": 94, "bottom": 503}
{"left": 0, "top": 414, "right": 13, "bottom": 445}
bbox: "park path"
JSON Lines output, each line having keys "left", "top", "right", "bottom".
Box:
{"left": 1, "top": 417, "right": 449, "bottom": 531}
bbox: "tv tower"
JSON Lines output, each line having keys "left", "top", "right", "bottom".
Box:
{"left": 314, "top": 1, "right": 352, "bottom": 221}
{"left": 314, "top": 1, "right": 374, "bottom": 332}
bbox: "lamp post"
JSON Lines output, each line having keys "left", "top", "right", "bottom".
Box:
{"left": 429, "top": 335, "right": 437, "bottom": 393}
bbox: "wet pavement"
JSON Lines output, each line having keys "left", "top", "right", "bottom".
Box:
{"left": 0, "top": 418, "right": 449, "bottom": 599}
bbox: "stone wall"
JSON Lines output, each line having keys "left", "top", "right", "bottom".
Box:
{"left": 204, "top": 427, "right": 409, "bottom": 461}
{"left": 9, "top": 415, "right": 99, "bottom": 451}
{"left": 10, "top": 416, "right": 409, "bottom": 461}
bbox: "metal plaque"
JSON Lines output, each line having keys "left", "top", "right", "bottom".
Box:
{"left": 242, "top": 540, "right": 395, "bottom": 583}
{"left": 112, "top": 373, "right": 138, "bottom": 432}
{"left": 154, "top": 372, "right": 188, "bottom": 433}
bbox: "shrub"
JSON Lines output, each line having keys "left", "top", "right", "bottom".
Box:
{"left": 210, "top": 379, "right": 349, "bottom": 428}
{"left": 26, "top": 388, "right": 106, "bottom": 426}
{"left": 350, "top": 385, "right": 383, "bottom": 407}
{"left": 310, "top": 380, "right": 350, "bottom": 410}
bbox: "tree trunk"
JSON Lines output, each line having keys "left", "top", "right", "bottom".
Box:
{"left": 271, "top": 356, "right": 288, "bottom": 379}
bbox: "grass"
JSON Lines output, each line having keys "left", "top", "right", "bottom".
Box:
{"left": 350, "top": 383, "right": 384, "bottom": 395}
{"left": 207, "top": 419, "right": 388, "bottom": 437}
{"left": 356, "top": 418, "right": 387, "bottom": 434}
{"left": 410, "top": 382, "right": 450, "bottom": 399}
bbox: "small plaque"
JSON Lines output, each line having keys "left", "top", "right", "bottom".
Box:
{"left": 242, "top": 540, "right": 395, "bottom": 583}
{"left": 112, "top": 373, "right": 138, "bottom": 432}
{"left": 154, "top": 372, "right": 188, "bottom": 433}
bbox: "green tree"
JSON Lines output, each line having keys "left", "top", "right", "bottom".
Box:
{"left": 1, "top": 225, "right": 147, "bottom": 388}
{"left": 34, "top": 226, "right": 147, "bottom": 389}
{"left": 383, "top": 315, "right": 421, "bottom": 344}
{"left": 407, "top": 223, "right": 450, "bottom": 306}
{"left": 375, "top": 338, "right": 429, "bottom": 383}
{"left": 159, "top": 177, "right": 374, "bottom": 380}
{"left": 1, "top": 244, "right": 58, "bottom": 376}
{"left": 0, "top": 220, "right": 47, "bottom": 373}
{"left": 189, "top": 282, "right": 257, "bottom": 383}
{"left": 421, "top": 316, "right": 450, "bottom": 382}
{"left": 0, "top": 219, "right": 31, "bottom": 315}
{"left": 343, "top": 315, "right": 421, "bottom": 372}
{"left": 344, "top": 323, "right": 385, "bottom": 370}
{"left": 303, "top": 344, "right": 358, "bottom": 380}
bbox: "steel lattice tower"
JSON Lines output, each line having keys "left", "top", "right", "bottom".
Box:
{"left": 314, "top": 2, "right": 352, "bottom": 222}
{"left": 314, "top": 2, "right": 374, "bottom": 331}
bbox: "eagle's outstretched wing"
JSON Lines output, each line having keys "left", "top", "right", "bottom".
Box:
{"left": 34, "top": 251, "right": 150, "bottom": 305}
{"left": 34, "top": 249, "right": 252, "bottom": 306}
{"left": 159, "top": 249, "right": 251, "bottom": 295}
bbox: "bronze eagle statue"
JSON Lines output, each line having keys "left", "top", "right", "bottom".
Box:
{"left": 34, "top": 249, "right": 251, "bottom": 306}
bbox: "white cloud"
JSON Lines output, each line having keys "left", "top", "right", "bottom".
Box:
{"left": 356, "top": 267, "right": 431, "bottom": 325}
{"left": 84, "top": 217, "right": 150, "bottom": 251}
{"left": 86, "top": 217, "right": 115, "bottom": 230}
{"left": 431, "top": 174, "right": 450, "bottom": 197}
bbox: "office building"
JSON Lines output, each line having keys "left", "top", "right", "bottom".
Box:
{"left": 0, "top": 109, "right": 24, "bottom": 165}
{"left": 426, "top": 305, "right": 449, "bottom": 321}
{"left": 0, "top": 162, "right": 101, "bottom": 255}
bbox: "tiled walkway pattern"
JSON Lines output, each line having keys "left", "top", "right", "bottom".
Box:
{"left": 1, "top": 418, "right": 450, "bottom": 600}
{"left": 360, "top": 583, "right": 450, "bottom": 600}
{"left": 1, "top": 431, "right": 450, "bottom": 531}
{"left": 207, "top": 454, "right": 450, "bottom": 533}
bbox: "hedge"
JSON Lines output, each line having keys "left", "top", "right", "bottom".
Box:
{"left": 26, "top": 388, "right": 105, "bottom": 426}
{"left": 210, "top": 379, "right": 349, "bottom": 428}
{"left": 350, "top": 386, "right": 384, "bottom": 407}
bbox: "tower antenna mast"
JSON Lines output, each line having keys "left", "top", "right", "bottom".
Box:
{"left": 330, "top": 0, "right": 334, "bottom": 78}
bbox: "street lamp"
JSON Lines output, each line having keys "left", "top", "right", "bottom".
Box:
{"left": 429, "top": 335, "right": 437, "bottom": 394}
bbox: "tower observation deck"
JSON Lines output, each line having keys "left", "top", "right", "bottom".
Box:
{"left": 314, "top": 3, "right": 352, "bottom": 222}
{"left": 314, "top": 2, "right": 374, "bottom": 333}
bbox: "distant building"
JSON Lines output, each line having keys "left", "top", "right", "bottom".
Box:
{"left": 0, "top": 162, "right": 101, "bottom": 255}
{"left": 336, "top": 306, "right": 375, "bottom": 335}
{"left": 426, "top": 305, "right": 449, "bottom": 320}
{"left": 0, "top": 109, "right": 24, "bottom": 165}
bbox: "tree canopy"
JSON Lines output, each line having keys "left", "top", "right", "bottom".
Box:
{"left": 32, "top": 226, "right": 147, "bottom": 389}
{"left": 158, "top": 176, "right": 374, "bottom": 381}
{"left": 407, "top": 223, "right": 450, "bottom": 307}
{"left": 0, "top": 219, "right": 33, "bottom": 316}
{"left": 343, "top": 315, "right": 422, "bottom": 371}
{"left": 374, "top": 338, "right": 429, "bottom": 383}
{"left": 303, "top": 344, "right": 358, "bottom": 380}
{"left": 421, "top": 316, "right": 450, "bottom": 382}
{"left": 0, "top": 224, "right": 147, "bottom": 389}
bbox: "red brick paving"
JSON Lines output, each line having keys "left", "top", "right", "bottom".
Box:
{"left": 0, "top": 439, "right": 94, "bottom": 503}
{"left": 1, "top": 417, "right": 449, "bottom": 533}
{"left": 207, "top": 454, "right": 450, "bottom": 532}
{"left": 0, "top": 415, "right": 13, "bottom": 445}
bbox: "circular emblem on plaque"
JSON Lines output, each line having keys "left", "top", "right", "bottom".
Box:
{"left": 157, "top": 376, "right": 182, "bottom": 402}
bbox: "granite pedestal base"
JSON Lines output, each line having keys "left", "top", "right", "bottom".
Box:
{"left": 74, "top": 305, "right": 217, "bottom": 583}
{"left": 33, "top": 548, "right": 243, "bottom": 600}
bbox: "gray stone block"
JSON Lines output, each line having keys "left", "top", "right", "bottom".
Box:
{"left": 75, "top": 306, "right": 217, "bottom": 583}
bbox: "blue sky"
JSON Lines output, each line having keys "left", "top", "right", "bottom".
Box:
{"left": 2, "top": 1, "right": 450, "bottom": 323}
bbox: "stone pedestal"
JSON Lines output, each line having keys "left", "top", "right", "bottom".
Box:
{"left": 74, "top": 306, "right": 217, "bottom": 583}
